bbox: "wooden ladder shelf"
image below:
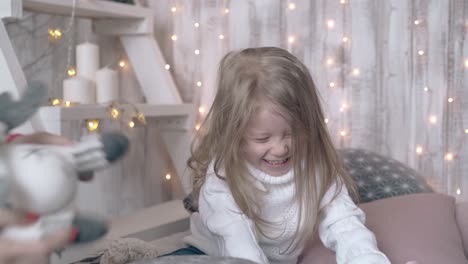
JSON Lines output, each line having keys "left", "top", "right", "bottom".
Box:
{"left": 0, "top": 1, "right": 193, "bottom": 263}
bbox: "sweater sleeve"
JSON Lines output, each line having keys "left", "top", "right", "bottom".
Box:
{"left": 318, "top": 183, "right": 391, "bottom": 264}
{"left": 198, "top": 174, "right": 269, "bottom": 264}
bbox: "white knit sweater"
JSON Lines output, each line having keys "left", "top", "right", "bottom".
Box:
{"left": 184, "top": 163, "right": 390, "bottom": 264}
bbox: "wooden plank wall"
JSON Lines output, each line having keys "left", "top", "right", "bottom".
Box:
{"left": 148, "top": 0, "right": 468, "bottom": 200}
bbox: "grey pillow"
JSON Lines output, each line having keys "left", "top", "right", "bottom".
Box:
{"left": 132, "top": 256, "right": 256, "bottom": 264}
{"left": 339, "top": 148, "right": 433, "bottom": 203}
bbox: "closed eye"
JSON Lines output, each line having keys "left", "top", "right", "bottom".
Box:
{"left": 254, "top": 137, "right": 270, "bottom": 143}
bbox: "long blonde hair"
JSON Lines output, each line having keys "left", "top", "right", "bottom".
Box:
{"left": 188, "top": 47, "right": 357, "bottom": 251}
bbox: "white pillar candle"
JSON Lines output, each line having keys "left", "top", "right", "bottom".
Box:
{"left": 76, "top": 42, "right": 99, "bottom": 81}
{"left": 63, "top": 76, "right": 95, "bottom": 104}
{"left": 95, "top": 67, "right": 119, "bottom": 104}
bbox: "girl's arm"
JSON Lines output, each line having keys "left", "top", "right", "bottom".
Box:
{"left": 318, "top": 183, "right": 391, "bottom": 264}
{"left": 198, "top": 174, "right": 269, "bottom": 264}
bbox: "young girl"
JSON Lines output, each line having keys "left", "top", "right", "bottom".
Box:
{"left": 180, "top": 47, "right": 390, "bottom": 264}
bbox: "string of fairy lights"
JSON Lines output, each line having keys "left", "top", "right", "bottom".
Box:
{"left": 410, "top": 4, "right": 468, "bottom": 196}
{"left": 168, "top": 1, "right": 468, "bottom": 196}
{"left": 25, "top": 1, "right": 468, "bottom": 188}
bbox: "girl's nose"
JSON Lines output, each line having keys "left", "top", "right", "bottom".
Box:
{"left": 271, "top": 140, "right": 289, "bottom": 156}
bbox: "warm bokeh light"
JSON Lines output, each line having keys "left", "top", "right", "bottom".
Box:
{"left": 445, "top": 152, "right": 454, "bottom": 161}
{"left": 67, "top": 67, "right": 76, "bottom": 76}
{"left": 416, "top": 145, "right": 423, "bottom": 155}
{"left": 86, "top": 120, "right": 100, "bottom": 132}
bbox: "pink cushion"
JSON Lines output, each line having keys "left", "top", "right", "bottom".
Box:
{"left": 299, "top": 193, "right": 468, "bottom": 264}
{"left": 456, "top": 202, "right": 468, "bottom": 257}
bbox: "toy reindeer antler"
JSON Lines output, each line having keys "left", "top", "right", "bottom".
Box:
{"left": 0, "top": 81, "right": 48, "bottom": 137}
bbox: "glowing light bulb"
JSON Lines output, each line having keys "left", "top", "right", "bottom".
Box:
{"left": 136, "top": 112, "right": 147, "bottom": 125}
{"left": 418, "top": 50, "right": 424, "bottom": 56}
{"left": 51, "top": 98, "right": 61, "bottom": 106}
{"left": 465, "top": 59, "right": 468, "bottom": 68}
{"left": 342, "top": 36, "right": 349, "bottom": 43}
{"left": 119, "top": 60, "right": 126, "bottom": 68}
{"left": 54, "top": 29, "right": 62, "bottom": 37}
{"left": 465, "top": 128, "right": 468, "bottom": 134}
{"left": 171, "top": 7, "right": 177, "bottom": 13}
{"left": 424, "top": 86, "right": 429, "bottom": 92}
{"left": 219, "top": 34, "right": 225, "bottom": 40}
{"left": 352, "top": 68, "right": 360, "bottom": 76}
{"left": 329, "top": 82, "right": 336, "bottom": 88}
{"left": 340, "top": 0, "right": 346, "bottom": 4}
{"left": 165, "top": 174, "right": 171, "bottom": 180}
{"left": 324, "top": 118, "right": 329, "bottom": 124}
{"left": 194, "top": 49, "right": 200, "bottom": 55}
{"left": 457, "top": 188, "right": 462, "bottom": 195}
{"left": 198, "top": 106, "right": 206, "bottom": 114}
{"left": 288, "top": 3, "right": 296, "bottom": 10}
{"left": 288, "top": 36, "right": 295, "bottom": 44}
{"left": 194, "top": 22, "right": 200, "bottom": 28}
{"left": 165, "top": 64, "right": 171, "bottom": 70}
{"left": 64, "top": 101, "right": 71, "bottom": 107}
{"left": 67, "top": 67, "right": 76, "bottom": 76}
{"left": 171, "top": 35, "right": 178, "bottom": 41}
{"left": 448, "top": 97, "right": 454, "bottom": 103}
{"left": 414, "top": 20, "right": 420, "bottom": 25}
{"left": 340, "top": 130, "right": 347, "bottom": 137}
{"left": 342, "top": 103, "right": 348, "bottom": 109}
{"left": 110, "top": 107, "right": 120, "bottom": 119}
{"left": 86, "top": 120, "right": 100, "bottom": 132}
{"left": 326, "top": 58, "right": 334, "bottom": 65}
{"left": 128, "top": 121, "right": 135, "bottom": 128}
{"left": 195, "top": 124, "right": 201, "bottom": 130}
{"left": 416, "top": 145, "right": 423, "bottom": 155}
{"left": 224, "top": 8, "right": 229, "bottom": 14}
{"left": 445, "top": 152, "right": 454, "bottom": 161}
{"left": 429, "top": 115, "right": 437, "bottom": 124}
{"left": 48, "top": 28, "right": 63, "bottom": 40}
{"left": 197, "top": 81, "right": 202, "bottom": 87}
{"left": 327, "top": 20, "right": 335, "bottom": 29}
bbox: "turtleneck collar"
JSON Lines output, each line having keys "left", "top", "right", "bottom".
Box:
{"left": 246, "top": 163, "right": 294, "bottom": 185}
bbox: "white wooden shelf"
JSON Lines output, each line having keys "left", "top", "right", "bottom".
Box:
{"left": 39, "top": 103, "right": 195, "bottom": 121}
{"left": 23, "top": 0, "right": 151, "bottom": 19}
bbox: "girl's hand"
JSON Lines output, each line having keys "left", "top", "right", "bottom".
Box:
{"left": 0, "top": 209, "right": 73, "bottom": 264}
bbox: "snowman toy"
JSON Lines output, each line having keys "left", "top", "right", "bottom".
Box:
{"left": 0, "top": 81, "right": 129, "bottom": 243}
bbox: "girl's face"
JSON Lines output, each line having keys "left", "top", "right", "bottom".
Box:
{"left": 243, "top": 101, "right": 292, "bottom": 176}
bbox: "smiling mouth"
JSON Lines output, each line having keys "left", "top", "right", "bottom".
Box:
{"left": 263, "top": 158, "right": 290, "bottom": 167}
